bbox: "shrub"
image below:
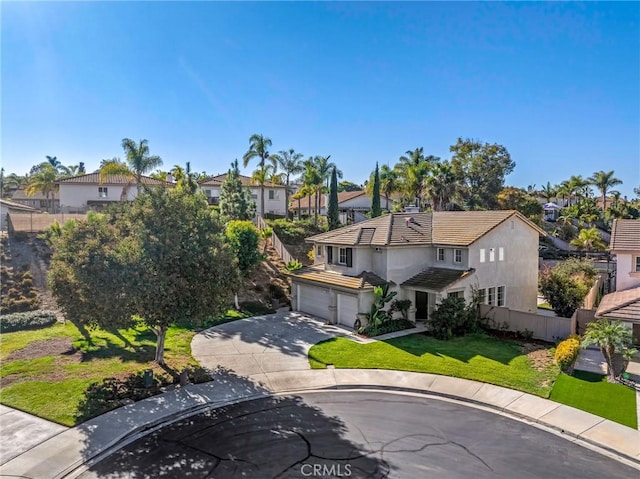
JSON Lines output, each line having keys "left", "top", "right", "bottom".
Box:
{"left": 285, "top": 259, "right": 303, "bottom": 271}
{"left": 539, "top": 258, "right": 597, "bottom": 318}
{"left": 239, "top": 301, "right": 275, "bottom": 315}
{"left": 359, "top": 318, "right": 414, "bottom": 337}
{"left": 554, "top": 335, "right": 581, "bottom": 371}
{"left": 389, "top": 299, "right": 412, "bottom": 320}
{"left": 428, "top": 296, "right": 484, "bottom": 340}
{"left": 0, "top": 310, "right": 57, "bottom": 333}
{"left": 267, "top": 283, "right": 287, "bottom": 300}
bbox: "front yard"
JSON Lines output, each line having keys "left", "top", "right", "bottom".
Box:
{"left": 309, "top": 333, "right": 559, "bottom": 397}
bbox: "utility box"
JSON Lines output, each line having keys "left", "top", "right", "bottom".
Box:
{"left": 143, "top": 369, "right": 154, "bottom": 388}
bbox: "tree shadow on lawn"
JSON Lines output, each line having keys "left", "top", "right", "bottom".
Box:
{"left": 77, "top": 335, "right": 156, "bottom": 363}
{"left": 77, "top": 367, "right": 389, "bottom": 479}
{"left": 381, "top": 333, "right": 527, "bottom": 366}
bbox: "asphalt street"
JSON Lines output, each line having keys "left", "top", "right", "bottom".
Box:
{"left": 79, "top": 390, "right": 636, "bottom": 479}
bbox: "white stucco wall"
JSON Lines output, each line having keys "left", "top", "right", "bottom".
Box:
{"left": 385, "top": 247, "right": 435, "bottom": 286}
{"left": 59, "top": 183, "right": 138, "bottom": 209}
{"left": 200, "top": 185, "right": 287, "bottom": 215}
{"left": 615, "top": 252, "right": 640, "bottom": 291}
{"left": 468, "top": 218, "right": 539, "bottom": 312}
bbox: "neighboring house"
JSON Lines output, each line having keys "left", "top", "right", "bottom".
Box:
{"left": 58, "top": 173, "right": 171, "bottom": 212}
{"left": 0, "top": 199, "right": 39, "bottom": 231}
{"left": 198, "top": 174, "right": 287, "bottom": 216}
{"left": 290, "top": 190, "right": 392, "bottom": 224}
{"left": 10, "top": 188, "right": 59, "bottom": 213}
{"left": 288, "top": 210, "right": 545, "bottom": 329}
{"left": 595, "top": 219, "right": 640, "bottom": 343}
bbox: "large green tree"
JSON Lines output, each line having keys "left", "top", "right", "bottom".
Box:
{"left": 225, "top": 220, "right": 261, "bottom": 309}
{"left": 270, "top": 148, "right": 304, "bottom": 218}
{"left": 48, "top": 188, "right": 240, "bottom": 365}
{"left": 395, "top": 147, "right": 435, "bottom": 208}
{"left": 588, "top": 170, "right": 622, "bottom": 211}
{"left": 538, "top": 258, "right": 597, "bottom": 318}
{"left": 243, "top": 134, "right": 272, "bottom": 217}
{"left": 219, "top": 160, "right": 256, "bottom": 221}
{"left": 100, "top": 138, "right": 163, "bottom": 195}
{"left": 327, "top": 167, "right": 340, "bottom": 229}
{"left": 423, "top": 161, "right": 458, "bottom": 211}
{"left": 26, "top": 163, "right": 58, "bottom": 211}
{"left": 570, "top": 227, "right": 606, "bottom": 252}
{"left": 371, "top": 163, "right": 382, "bottom": 218}
{"left": 450, "top": 138, "right": 515, "bottom": 210}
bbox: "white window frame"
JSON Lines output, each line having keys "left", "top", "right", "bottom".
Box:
{"left": 497, "top": 286, "right": 505, "bottom": 307}
{"left": 634, "top": 256, "right": 640, "bottom": 273}
{"left": 454, "top": 249, "right": 462, "bottom": 263}
{"left": 98, "top": 187, "right": 108, "bottom": 198}
{"left": 489, "top": 248, "right": 495, "bottom": 262}
{"left": 498, "top": 247, "right": 504, "bottom": 261}
{"left": 338, "top": 247, "right": 348, "bottom": 265}
{"left": 487, "top": 287, "right": 496, "bottom": 306}
{"left": 448, "top": 290, "right": 463, "bottom": 299}
{"left": 480, "top": 249, "right": 486, "bottom": 263}
{"left": 478, "top": 288, "right": 486, "bottom": 304}
{"left": 437, "top": 248, "right": 445, "bottom": 261}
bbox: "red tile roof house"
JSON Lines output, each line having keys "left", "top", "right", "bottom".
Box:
{"left": 198, "top": 174, "right": 287, "bottom": 216}
{"left": 290, "top": 190, "right": 394, "bottom": 224}
{"left": 595, "top": 219, "right": 640, "bottom": 344}
{"left": 288, "top": 210, "right": 546, "bottom": 329}
{"left": 58, "top": 173, "right": 172, "bottom": 212}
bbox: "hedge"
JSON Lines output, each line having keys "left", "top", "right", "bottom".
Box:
{"left": 0, "top": 310, "right": 58, "bottom": 333}
{"left": 554, "top": 335, "right": 581, "bottom": 371}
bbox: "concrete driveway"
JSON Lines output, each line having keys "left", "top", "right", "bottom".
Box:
{"left": 191, "top": 311, "right": 350, "bottom": 380}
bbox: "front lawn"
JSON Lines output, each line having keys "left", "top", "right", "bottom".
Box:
{"left": 550, "top": 371, "right": 637, "bottom": 429}
{"left": 309, "top": 333, "right": 559, "bottom": 397}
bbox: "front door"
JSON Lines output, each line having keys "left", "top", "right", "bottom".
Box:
{"left": 415, "top": 291, "right": 428, "bottom": 320}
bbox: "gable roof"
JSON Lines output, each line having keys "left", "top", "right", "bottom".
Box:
{"left": 401, "top": 267, "right": 475, "bottom": 291}
{"left": 11, "top": 188, "right": 51, "bottom": 201}
{"left": 595, "top": 287, "right": 640, "bottom": 322}
{"left": 307, "top": 210, "right": 545, "bottom": 247}
{"left": 610, "top": 219, "right": 640, "bottom": 251}
{"left": 287, "top": 267, "right": 387, "bottom": 290}
{"left": 58, "top": 173, "right": 170, "bottom": 186}
{"left": 198, "top": 173, "right": 285, "bottom": 188}
{"left": 0, "top": 199, "right": 39, "bottom": 212}
{"left": 291, "top": 190, "right": 392, "bottom": 210}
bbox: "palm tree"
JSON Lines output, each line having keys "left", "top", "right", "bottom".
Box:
{"left": 570, "top": 227, "right": 606, "bottom": 252}
{"left": 568, "top": 175, "right": 591, "bottom": 204}
{"left": 588, "top": 170, "right": 622, "bottom": 211}
{"left": 171, "top": 162, "right": 198, "bottom": 194}
{"left": 98, "top": 158, "right": 135, "bottom": 200}
{"left": 243, "top": 134, "right": 272, "bottom": 217}
{"left": 46, "top": 155, "right": 61, "bottom": 170}
{"left": 379, "top": 164, "right": 398, "bottom": 210}
{"left": 539, "top": 181, "right": 557, "bottom": 203}
{"left": 556, "top": 181, "right": 572, "bottom": 207}
{"left": 582, "top": 319, "right": 632, "bottom": 382}
{"left": 100, "top": 139, "right": 162, "bottom": 198}
{"left": 26, "top": 163, "right": 58, "bottom": 212}
{"left": 302, "top": 158, "right": 321, "bottom": 224}
{"left": 395, "top": 147, "right": 435, "bottom": 208}
{"left": 270, "top": 149, "right": 304, "bottom": 218}
{"left": 423, "top": 161, "right": 457, "bottom": 211}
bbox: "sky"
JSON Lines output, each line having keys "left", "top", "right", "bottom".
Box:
{"left": 2, "top": 2, "right": 639, "bottom": 197}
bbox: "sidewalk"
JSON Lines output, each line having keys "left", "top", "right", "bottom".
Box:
{"left": 2, "top": 368, "right": 638, "bottom": 478}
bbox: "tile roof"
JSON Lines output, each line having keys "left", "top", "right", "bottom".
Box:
{"left": 199, "top": 174, "right": 285, "bottom": 188}
{"left": 11, "top": 189, "right": 51, "bottom": 200}
{"left": 58, "top": 173, "right": 170, "bottom": 186}
{"left": 287, "top": 266, "right": 387, "bottom": 290}
{"left": 610, "top": 219, "right": 640, "bottom": 251}
{"left": 595, "top": 286, "right": 640, "bottom": 322}
{"left": 307, "top": 210, "right": 545, "bottom": 247}
{"left": 291, "top": 190, "right": 392, "bottom": 210}
{"left": 401, "top": 267, "right": 475, "bottom": 291}
{"left": 0, "top": 199, "right": 39, "bottom": 212}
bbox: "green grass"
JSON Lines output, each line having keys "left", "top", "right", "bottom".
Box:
{"left": 537, "top": 302, "right": 553, "bottom": 311}
{"left": 309, "top": 333, "right": 559, "bottom": 397}
{"left": 550, "top": 371, "right": 637, "bottom": 429}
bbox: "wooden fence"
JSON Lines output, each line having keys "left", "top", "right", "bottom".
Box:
{"left": 255, "top": 216, "right": 296, "bottom": 264}
{"left": 8, "top": 212, "right": 88, "bottom": 234}
{"left": 480, "top": 304, "right": 572, "bottom": 342}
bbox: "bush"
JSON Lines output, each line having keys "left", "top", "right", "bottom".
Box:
{"left": 267, "top": 283, "right": 287, "bottom": 300}
{"left": 359, "top": 318, "right": 414, "bottom": 337}
{"left": 285, "top": 259, "right": 303, "bottom": 271}
{"left": 0, "top": 310, "right": 57, "bottom": 332}
{"left": 539, "top": 258, "right": 597, "bottom": 318}
{"left": 554, "top": 335, "right": 581, "bottom": 371}
{"left": 428, "top": 296, "right": 484, "bottom": 340}
{"left": 266, "top": 218, "right": 327, "bottom": 244}
{"left": 239, "top": 301, "right": 276, "bottom": 315}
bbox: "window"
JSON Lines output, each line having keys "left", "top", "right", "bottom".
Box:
{"left": 487, "top": 287, "right": 496, "bottom": 306}
{"left": 454, "top": 249, "right": 462, "bottom": 263}
{"left": 338, "top": 247, "right": 353, "bottom": 267}
{"left": 327, "top": 247, "right": 333, "bottom": 264}
{"left": 268, "top": 190, "right": 276, "bottom": 200}
{"left": 437, "top": 248, "right": 445, "bottom": 261}
{"left": 98, "top": 187, "right": 108, "bottom": 198}
{"left": 448, "top": 291, "right": 462, "bottom": 299}
{"left": 478, "top": 288, "right": 486, "bottom": 304}
{"left": 39, "top": 200, "right": 48, "bottom": 208}
{"left": 489, "top": 248, "right": 495, "bottom": 262}
{"left": 316, "top": 245, "right": 322, "bottom": 256}
{"left": 251, "top": 194, "right": 258, "bottom": 200}
{"left": 205, "top": 189, "right": 212, "bottom": 197}
{"left": 635, "top": 256, "right": 640, "bottom": 273}
{"left": 209, "top": 197, "right": 220, "bottom": 206}
{"left": 497, "top": 286, "right": 505, "bottom": 307}
{"left": 499, "top": 247, "right": 504, "bottom": 261}
{"left": 480, "top": 249, "right": 486, "bottom": 263}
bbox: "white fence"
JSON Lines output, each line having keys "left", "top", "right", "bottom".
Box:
{"left": 255, "top": 216, "right": 296, "bottom": 264}
{"left": 480, "top": 304, "right": 573, "bottom": 342}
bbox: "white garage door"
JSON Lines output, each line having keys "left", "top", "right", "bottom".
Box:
{"left": 297, "top": 284, "right": 330, "bottom": 320}
{"left": 337, "top": 294, "right": 359, "bottom": 329}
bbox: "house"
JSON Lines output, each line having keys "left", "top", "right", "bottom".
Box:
{"left": 10, "top": 188, "right": 59, "bottom": 213}
{"left": 58, "top": 173, "right": 171, "bottom": 212}
{"left": 595, "top": 219, "right": 640, "bottom": 343}
{"left": 198, "top": 174, "right": 287, "bottom": 216}
{"left": 290, "top": 190, "right": 393, "bottom": 224}
{"left": 0, "top": 199, "right": 39, "bottom": 231}
{"left": 288, "top": 210, "right": 546, "bottom": 329}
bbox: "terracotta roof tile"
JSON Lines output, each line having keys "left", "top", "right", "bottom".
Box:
{"left": 610, "top": 219, "right": 640, "bottom": 251}
{"left": 287, "top": 267, "right": 386, "bottom": 290}
{"left": 595, "top": 286, "right": 640, "bottom": 321}
{"left": 58, "top": 173, "right": 170, "bottom": 186}
{"left": 401, "top": 267, "right": 475, "bottom": 291}
{"left": 199, "top": 173, "right": 285, "bottom": 188}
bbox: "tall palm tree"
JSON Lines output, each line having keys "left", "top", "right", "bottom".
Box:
{"left": 243, "top": 134, "right": 272, "bottom": 217}
{"left": 100, "top": 139, "right": 163, "bottom": 195}
{"left": 582, "top": 319, "right": 632, "bottom": 382}
{"left": 302, "top": 158, "right": 321, "bottom": 224}
{"left": 588, "top": 170, "right": 622, "bottom": 211}
{"left": 568, "top": 175, "right": 591, "bottom": 204}
{"left": 171, "top": 162, "right": 198, "bottom": 194}
{"left": 395, "top": 147, "right": 435, "bottom": 208}
{"left": 271, "top": 149, "right": 304, "bottom": 218}
{"left": 570, "top": 227, "right": 606, "bottom": 252}
{"left": 556, "top": 181, "right": 572, "bottom": 207}
{"left": 423, "top": 161, "right": 457, "bottom": 211}
{"left": 26, "top": 163, "right": 58, "bottom": 212}
{"left": 539, "top": 181, "right": 557, "bottom": 203}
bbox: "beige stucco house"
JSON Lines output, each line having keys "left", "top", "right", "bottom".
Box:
{"left": 10, "top": 188, "right": 60, "bottom": 213}
{"left": 58, "top": 173, "right": 170, "bottom": 212}
{"left": 290, "top": 190, "right": 393, "bottom": 224}
{"left": 595, "top": 219, "right": 640, "bottom": 343}
{"left": 288, "top": 210, "right": 546, "bottom": 329}
{"left": 198, "top": 174, "right": 287, "bottom": 216}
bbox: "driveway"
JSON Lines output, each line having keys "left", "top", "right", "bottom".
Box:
{"left": 191, "top": 311, "right": 350, "bottom": 380}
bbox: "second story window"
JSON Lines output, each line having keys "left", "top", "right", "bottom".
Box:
{"left": 489, "top": 248, "right": 495, "bottom": 262}
{"left": 98, "top": 187, "right": 108, "bottom": 198}
{"left": 437, "top": 248, "right": 445, "bottom": 261}
{"left": 268, "top": 190, "right": 277, "bottom": 200}
{"left": 454, "top": 249, "right": 462, "bottom": 263}
{"left": 480, "top": 249, "right": 486, "bottom": 263}
{"left": 338, "top": 247, "right": 353, "bottom": 267}
{"left": 499, "top": 247, "right": 504, "bottom": 261}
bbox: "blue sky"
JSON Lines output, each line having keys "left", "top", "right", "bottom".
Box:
{"left": 2, "top": 2, "right": 639, "bottom": 197}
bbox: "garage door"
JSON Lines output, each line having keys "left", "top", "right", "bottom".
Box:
{"left": 297, "top": 284, "right": 330, "bottom": 320}
{"left": 337, "top": 294, "right": 359, "bottom": 329}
